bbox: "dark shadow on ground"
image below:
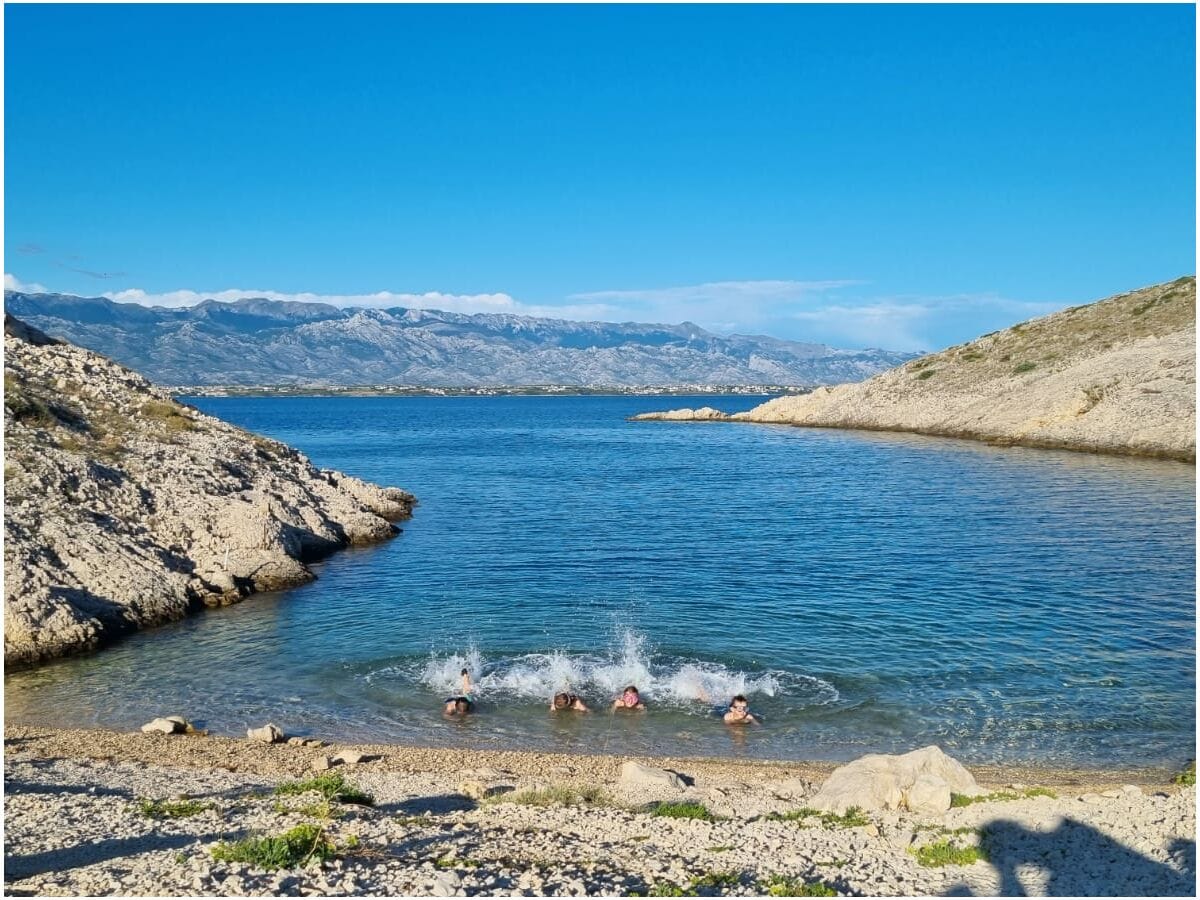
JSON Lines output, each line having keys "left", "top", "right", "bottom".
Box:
{"left": 4, "top": 830, "right": 236, "bottom": 881}
{"left": 378, "top": 793, "right": 479, "bottom": 816}
{"left": 3, "top": 779, "right": 133, "bottom": 799}
{"left": 949, "top": 817, "right": 1196, "bottom": 896}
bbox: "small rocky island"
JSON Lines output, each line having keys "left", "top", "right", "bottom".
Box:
{"left": 3, "top": 315, "right": 415, "bottom": 667}
{"left": 634, "top": 277, "right": 1196, "bottom": 462}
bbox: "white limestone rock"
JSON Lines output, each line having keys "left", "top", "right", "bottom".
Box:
{"left": 3, "top": 316, "right": 416, "bottom": 667}
{"left": 810, "top": 745, "right": 982, "bottom": 814}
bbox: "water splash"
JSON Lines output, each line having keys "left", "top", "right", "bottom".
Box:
{"left": 375, "top": 628, "right": 839, "bottom": 711}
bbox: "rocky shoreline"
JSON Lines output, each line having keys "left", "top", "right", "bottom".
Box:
{"left": 633, "top": 278, "right": 1196, "bottom": 463}
{"left": 3, "top": 725, "right": 1194, "bottom": 897}
{"left": 3, "top": 316, "right": 416, "bottom": 668}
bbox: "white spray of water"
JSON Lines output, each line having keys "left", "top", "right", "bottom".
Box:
{"left": 401, "top": 628, "right": 836, "bottom": 709}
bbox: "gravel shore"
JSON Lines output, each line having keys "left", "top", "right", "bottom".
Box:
{"left": 4, "top": 725, "right": 1195, "bottom": 896}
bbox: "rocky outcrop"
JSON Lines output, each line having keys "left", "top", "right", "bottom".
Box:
{"left": 633, "top": 278, "right": 1196, "bottom": 462}
{"left": 810, "top": 745, "right": 983, "bottom": 815}
{"left": 3, "top": 315, "right": 416, "bottom": 667}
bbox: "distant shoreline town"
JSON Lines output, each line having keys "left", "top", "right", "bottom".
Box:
{"left": 173, "top": 384, "right": 813, "bottom": 398}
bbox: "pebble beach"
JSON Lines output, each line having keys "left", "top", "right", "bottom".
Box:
{"left": 3, "top": 725, "right": 1194, "bottom": 897}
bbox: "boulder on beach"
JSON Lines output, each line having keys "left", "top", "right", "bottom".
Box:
{"left": 247, "top": 723, "right": 284, "bottom": 744}
{"left": 619, "top": 761, "right": 686, "bottom": 794}
{"left": 810, "top": 745, "right": 982, "bottom": 815}
{"left": 140, "top": 717, "right": 184, "bottom": 735}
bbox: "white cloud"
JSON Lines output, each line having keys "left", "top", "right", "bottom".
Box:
{"left": 790, "top": 294, "right": 1066, "bottom": 351}
{"left": 96, "top": 285, "right": 622, "bottom": 322}
{"left": 4, "top": 273, "right": 48, "bottom": 293}
{"left": 9, "top": 272, "right": 1070, "bottom": 351}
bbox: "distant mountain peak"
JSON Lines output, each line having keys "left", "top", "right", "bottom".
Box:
{"left": 3, "top": 289, "right": 917, "bottom": 388}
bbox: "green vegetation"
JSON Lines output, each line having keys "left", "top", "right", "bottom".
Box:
{"left": 706, "top": 845, "right": 734, "bottom": 853}
{"left": 1012, "top": 361, "right": 1037, "bottom": 374}
{"left": 436, "top": 856, "right": 482, "bottom": 869}
{"left": 487, "top": 784, "right": 614, "bottom": 807}
{"left": 650, "top": 801, "right": 720, "bottom": 821}
{"left": 141, "top": 399, "right": 195, "bottom": 432}
{"left": 640, "top": 872, "right": 745, "bottom": 896}
{"left": 137, "top": 798, "right": 212, "bottom": 819}
{"left": 767, "top": 806, "right": 869, "bottom": 828}
{"left": 274, "top": 772, "right": 374, "bottom": 806}
{"left": 911, "top": 839, "right": 987, "bottom": 868}
{"left": 1173, "top": 761, "right": 1196, "bottom": 786}
{"left": 959, "top": 351, "right": 985, "bottom": 361}
{"left": 211, "top": 823, "right": 335, "bottom": 870}
{"left": 915, "top": 369, "right": 936, "bottom": 380}
{"left": 949, "top": 787, "right": 1056, "bottom": 808}
{"left": 759, "top": 875, "right": 839, "bottom": 897}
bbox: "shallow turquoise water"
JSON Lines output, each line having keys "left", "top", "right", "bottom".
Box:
{"left": 5, "top": 395, "right": 1195, "bottom": 767}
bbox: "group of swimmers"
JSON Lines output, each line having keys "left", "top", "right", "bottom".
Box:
{"left": 443, "top": 669, "right": 761, "bottom": 725}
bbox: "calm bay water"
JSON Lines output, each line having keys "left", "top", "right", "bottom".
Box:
{"left": 5, "top": 395, "right": 1195, "bottom": 768}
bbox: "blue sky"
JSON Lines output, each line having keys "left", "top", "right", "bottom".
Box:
{"left": 4, "top": 3, "right": 1195, "bottom": 350}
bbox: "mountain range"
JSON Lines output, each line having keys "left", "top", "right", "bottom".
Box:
{"left": 2, "top": 291, "right": 916, "bottom": 388}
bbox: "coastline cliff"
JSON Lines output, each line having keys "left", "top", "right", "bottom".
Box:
{"left": 3, "top": 315, "right": 415, "bottom": 667}
{"left": 633, "top": 278, "right": 1196, "bottom": 462}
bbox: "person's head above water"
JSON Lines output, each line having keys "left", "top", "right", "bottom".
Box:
{"left": 724, "top": 693, "right": 758, "bottom": 725}
{"left": 551, "top": 692, "right": 589, "bottom": 713}
{"left": 615, "top": 685, "right": 644, "bottom": 708}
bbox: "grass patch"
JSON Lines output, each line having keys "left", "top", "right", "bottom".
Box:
{"left": 650, "top": 801, "right": 720, "bottom": 821}
{"left": 911, "top": 839, "right": 986, "bottom": 868}
{"left": 767, "top": 806, "right": 869, "bottom": 828}
{"left": 211, "top": 823, "right": 335, "bottom": 870}
{"left": 1012, "top": 361, "right": 1037, "bottom": 374}
{"left": 640, "top": 872, "right": 745, "bottom": 896}
{"left": 760, "top": 875, "right": 838, "bottom": 897}
{"left": 141, "top": 399, "right": 195, "bottom": 432}
{"left": 436, "top": 856, "right": 482, "bottom": 869}
{"left": 914, "top": 369, "right": 936, "bottom": 380}
{"left": 1174, "top": 761, "right": 1195, "bottom": 786}
{"left": 949, "top": 787, "right": 1056, "bottom": 808}
{"left": 274, "top": 772, "right": 374, "bottom": 806}
{"left": 488, "top": 784, "right": 613, "bottom": 807}
{"left": 137, "top": 798, "right": 212, "bottom": 819}
{"left": 959, "top": 351, "right": 985, "bottom": 361}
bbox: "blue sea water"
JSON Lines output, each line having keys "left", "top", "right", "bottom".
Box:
{"left": 4, "top": 395, "right": 1195, "bottom": 768}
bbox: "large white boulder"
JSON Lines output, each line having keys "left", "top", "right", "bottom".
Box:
{"left": 619, "top": 761, "right": 685, "bottom": 794}
{"left": 810, "top": 746, "right": 981, "bottom": 815}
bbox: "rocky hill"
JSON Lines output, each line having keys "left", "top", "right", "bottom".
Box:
{"left": 634, "top": 277, "right": 1196, "bottom": 462}
{"left": 2, "top": 291, "right": 915, "bottom": 388}
{"left": 3, "top": 316, "right": 416, "bottom": 667}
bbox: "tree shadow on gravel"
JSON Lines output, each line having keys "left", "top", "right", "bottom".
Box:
{"left": 378, "top": 793, "right": 479, "bottom": 816}
{"left": 4, "top": 829, "right": 236, "bottom": 881}
{"left": 4, "top": 779, "right": 133, "bottom": 799}
{"left": 949, "top": 818, "right": 1195, "bottom": 897}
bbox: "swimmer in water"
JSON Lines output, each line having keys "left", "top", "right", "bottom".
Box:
{"left": 723, "top": 694, "right": 760, "bottom": 725}
{"left": 444, "top": 668, "right": 476, "bottom": 716}
{"left": 550, "top": 692, "right": 590, "bottom": 712}
{"left": 612, "top": 685, "right": 646, "bottom": 711}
